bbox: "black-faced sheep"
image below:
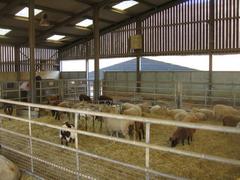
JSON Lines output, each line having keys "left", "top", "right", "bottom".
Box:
{"left": 169, "top": 127, "right": 195, "bottom": 147}
{"left": 3, "top": 104, "right": 13, "bottom": 120}
{"left": 79, "top": 94, "right": 92, "bottom": 103}
{"left": 98, "top": 95, "right": 113, "bottom": 105}
{"left": 60, "top": 122, "right": 76, "bottom": 146}
{"left": 222, "top": 115, "right": 240, "bottom": 127}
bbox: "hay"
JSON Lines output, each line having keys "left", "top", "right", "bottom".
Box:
{"left": 1, "top": 110, "right": 240, "bottom": 179}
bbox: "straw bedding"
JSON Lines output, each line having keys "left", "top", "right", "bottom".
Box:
{"left": 0, "top": 109, "right": 240, "bottom": 180}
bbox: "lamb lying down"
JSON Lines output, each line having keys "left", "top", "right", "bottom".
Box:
{"left": 60, "top": 122, "right": 76, "bottom": 146}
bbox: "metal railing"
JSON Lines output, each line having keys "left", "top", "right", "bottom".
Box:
{"left": 0, "top": 99, "right": 240, "bottom": 179}
{"left": 1, "top": 79, "right": 240, "bottom": 108}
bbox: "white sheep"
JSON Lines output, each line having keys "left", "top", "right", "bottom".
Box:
{"left": 104, "top": 105, "right": 131, "bottom": 138}
{"left": 213, "top": 104, "right": 240, "bottom": 121}
{"left": 150, "top": 105, "right": 168, "bottom": 116}
{"left": 174, "top": 111, "right": 188, "bottom": 121}
{"left": 167, "top": 109, "right": 187, "bottom": 118}
{"left": 192, "top": 108, "right": 214, "bottom": 120}
{"left": 237, "top": 122, "right": 240, "bottom": 128}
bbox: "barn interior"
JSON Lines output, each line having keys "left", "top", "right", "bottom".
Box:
{"left": 0, "top": 0, "right": 239, "bottom": 179}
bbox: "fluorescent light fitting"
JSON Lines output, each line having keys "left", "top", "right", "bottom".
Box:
{"left": 112, "top": 0, "right": 139, "bottom": 11}
{"left": 15, "top": 7, "right": 42, "bottom": 18}
{"left": 47, "top": 35, "right": 65, "bottom": 41}
{"left": 76, "top": 19, "right": 93, "bottom": 27}
{"left": 0, "top": 28, "right": 11, "bottom": 35}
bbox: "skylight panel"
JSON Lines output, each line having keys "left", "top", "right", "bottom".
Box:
{"left": 47, "top": 35, "right": 65, "bottom": 41}
{"left": 0, "top": 28, "right": 11, "bottom": 36}
{"left": 76, "top": 19, "right": 93, "bottom": 27}
{"left": 112, "top": 0, "right": 139, "bottom": 11}
{"left": 15, "top": 7, "right": 42, "bottom": 18}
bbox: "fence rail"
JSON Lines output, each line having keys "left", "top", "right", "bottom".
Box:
{"left": 0, "top": 99, "right": 240, "bottom": 179}
{"left": 1, "top": 79, "right": 240, "bottom": 108}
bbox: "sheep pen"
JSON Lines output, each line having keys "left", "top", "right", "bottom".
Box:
{"left": 0, "top": 106, "right": 240, "bottom": 180}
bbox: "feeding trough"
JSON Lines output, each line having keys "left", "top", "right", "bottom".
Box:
{"left": 16, "top": 107, "right": 39, "bottom": 119}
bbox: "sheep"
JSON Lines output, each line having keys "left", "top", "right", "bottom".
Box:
{"left": 59, "top": 122, "right": 76, "bottom": 146}
{"left": 192, "top": 108, "right": 214, "bottom": 120}
{"left": 222, "top": 115, "right": 240, "bottom": 127}
{"left": 237, "top": 122, "right": 240, "bottom": 128}
{"left": 3, "top": 104, "right": 13, "bottom": 120}
{"left": 167, "top": 109, "right": 187, "bottom": 118}
{"left": 213, "top": 104, "right": 240, "bottom": 121}
{"left": 54, "top": 101, "right": 73, "bottom": 120}
{"left": 98, "top": 95, "right": 113, "bottom": 105}
{"left": 192, "top": 112, "right": 207, "bottom": 121}
{"left": 138, "top": 102, "right": 151, "bottom": 113}
{"left": 169, "top": 127, "right": 195, "bottom": 147}
{"left": 79, "top": 94, "right": 92, "bottom": 103}
{"left": 122, "top": 106, "right": 144, "bottom": 140}
{"left": 103, "top": 105, "right": 131, "bottom": 138}
{"left": 150, "top": 105, "right": 168, "bottom": 116}
{"left": 174, "top": 111, "right": 188, "bottom": 121}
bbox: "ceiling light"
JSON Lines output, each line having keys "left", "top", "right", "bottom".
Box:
{"left": 112, "top": 0, "right": 139, "bottom": 11}
{"left": 15, "top": 7, "right": 42, "bottom": 18}
{"left": 76, "top": 19, "right": 93, "bottom": 27}
{"left": 0, "top": 28, "right": 11, "bottom": 36}
{"left": 47, "top": 35, "right": 65, "bottom": 41}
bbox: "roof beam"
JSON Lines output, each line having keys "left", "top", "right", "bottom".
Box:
{"left": 137, "top": 0, "right": 156, "bottom": 8}
{"left": 74, "top": 0, "right": 95, "bottom": 6}
{"left": 0, "top": 0, "right": 23, "bottom": 16}
{"left": 61, "top": 0, "right": 188, "bottom": 50}
{"left": 35, "top": 5, "right": 75, "bottom": 16}
{"left": 84, "top": 15, "right": 116, "bottom": 24}
{"left": 35, "top": 7, "right": 92, "bottom": 41}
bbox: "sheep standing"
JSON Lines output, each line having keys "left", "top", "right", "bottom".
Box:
{"left": 192, "top": 108, "right": 214, "bottom": 120}
{"left": 237, "top": 122, "right": 240, "bottom": 128}
{"left": 60, "top": 122, "right": 76, "bottom": 146}
{"left": 54, "top": 101, "right": 73, "bottom": 121}
{"left": 222, "top": 115, "right": 240, "bottom": 127}
{"left": 122, "top": 105, "right": 144, "bottom": 140}
{"left": 213, "top": 104, "right": 240, "bottom": 121}
{"left": 169, "top": 127, "right": 195, "bottom": 147}
{"left": 79, "top": 94, "right": 92, "bottom": 103}
{"left": 103, "top": 105, "right": 131, "bottom": 138}
{"left": 3, "top": 104, "right": 13, "bottom": 120}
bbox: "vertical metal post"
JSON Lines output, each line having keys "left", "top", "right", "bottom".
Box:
{"left": 74, "top": 113, "right": 80, "bottom": 180}
{"left": 18, "top": 82, "right": 21, "bottom": 102}
{"left": 176, "top": 81, "right": 182, "bottom": 109}
{"left": 93, "top": 6, "right": 100, "bottom": 102}
{"left": 29, "top": 0, "right": 36, "bottom": 103}
{"left": 28, "top": 106, "right": 34, "bottom": 173}
{"left": 15, "top": 46, "right": 20, "bottom": 81}
{"left": 136, "top": 19, "right": 142, "bottom": 94}
{"left": 208, "top": 0, "right": 214, "bottom": 100}
{"left": 39, "top": 81, "right": 42, "bottom": 104}
{"left": 145, "top": 122, "right": 150, "bottom": 180}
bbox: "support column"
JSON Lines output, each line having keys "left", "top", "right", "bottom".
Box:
{"left": 208, "top": 0, "right": 214, "bottom": 97}
{"left": 93, "top": 6, "right": 100, "bottom": 102}
{"left": 85, "top": 43, "right": 89, "bottom": 96}
{"left": 29, "top": 0, "right": 36, "bottom": 103}
{"left": 136, "top": 19, "right": 142, "bottom": 93}
{"left": 15, "top": 45, "right": 20, "bottom": 81}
